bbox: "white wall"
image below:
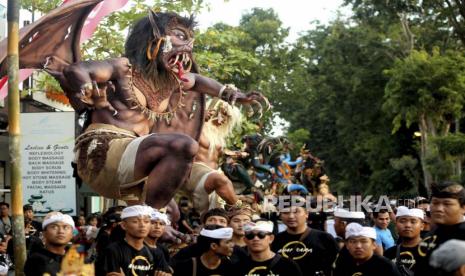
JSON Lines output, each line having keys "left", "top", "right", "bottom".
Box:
{"left": 0, "top": 1, "right": 6, "bottom": 40}
{"left": 0, "top": 0, "right": 41, "bottom": 41}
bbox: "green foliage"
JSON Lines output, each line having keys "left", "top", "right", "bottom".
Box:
{"left": 424, "top": 143, "right": 453, "bottom": 181}
{"left": 384, "top": 49, "right": 465, "bottom": 133}
{"left": 21, "top": 0, "right": 61, "bottom": 14}
{"left": 389, "top": 155, "right": 421, "bottom": 194}
{"left": 287, "top": 128, "right": 310, "bottom": 157}
{"left": 34, "top": 72, "right": 63, "bottom": 93}
{"left": 195, "top": 27, "right": 259, "bottom": 80}
{"left": 434, "top": 133, "right": 465, "bottom": 157}
{"left": 270, "top": 17, "right": 419, "bottom": 196}
{"left": 239, "top": 8, "right": 289, "bottom": 53}
{"left": 82, "top": 0, "right": 207, "bottom": 60}
{"left": 226, "top": 117, "right": 259, "bottom": 149}
{"left": 195, "top": 8, "right": 290, "bottom": 132}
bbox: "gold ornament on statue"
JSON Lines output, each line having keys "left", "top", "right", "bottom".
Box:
{"left": 45, "top": 245, "right": 95, "bottom": 276}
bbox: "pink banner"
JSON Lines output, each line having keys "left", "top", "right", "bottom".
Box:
{"left": 0, "top": 0, "right": 129, "bottom": 100}
{"left": 80, "top": 0, "right": 129, "bottom": 43}
{"left": 0, "top": 69, "right": 35, "bottom": 99}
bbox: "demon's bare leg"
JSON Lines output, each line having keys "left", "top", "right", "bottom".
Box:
{"left": 133, "top": 133, "right": 199, "bottom": 208}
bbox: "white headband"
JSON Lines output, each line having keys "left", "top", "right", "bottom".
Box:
{"left": 42, "top": 212, "right": 75, "bottom": 229}
{"left": 121, "top": 205, "right": 153, "bottom": 219}
{"left": 151, "top": 210, "right": 171, "bottom": 226}
{"left": 334, "top": 207, "right": 365, "bottom": 219}
{"left": 243, "top": 221, "right": 274, "bottom": 233}
{"left": 396, "top": 206, "right": 424, "bottom": 220}
{"left": 200, "top": 227, "right": 233, "bottom": 239}
{"left": 345, "top": 222, "right": 377, "bottom": 240}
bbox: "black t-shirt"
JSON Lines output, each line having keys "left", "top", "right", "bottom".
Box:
{"left": 332, "top": 254, "right": 401, "bottom": 276}
{"left": 178, "top": 211, "right": 191, "bottom": 234}
{"left": 230, "top": 245, "right": 248, "bottom": 265}
{"left": 103, "top": 240, "right": 169, "bottom": 275}
{"left": 109, "top": 224, "right": 125, "bottom": 243}
{"left": 146, "top": 243, "right": 171, "bottom": 264}
{"left": 233, "top": 254, "right": 302, "bottom": 276}
{"left": 332, "top": 245, "right": 351, "bottom": 272}
{"left": 171, "top": 242, "right": 201, "bottom": 267}
{"left": 95, "top": 229, "right": 111, "bottom": 276}
{"left": 96, "top": 229, "right": 111, "bottom": 254}
{"left": 173, "top": 256, "right": 233, "bottom": 276}
{"left": 384, "top": 244, "right": 421, "bottom": 273}
{"left": 158, "top": 243, "right": 171, "bottom": 264}
{"left": 8, "top": 234, "right": 43, "bottom": 260}
{"left": 24, "top": 247, "right": 64, "bottom": 276}
{"left": 415, "top": 222, "right": 465, "bottom": 276}
{"left": 272, "top": 228, "right": 339, "bottom": 275}
{"left": 31, "top": 220, "right": 43, "bottom": 235}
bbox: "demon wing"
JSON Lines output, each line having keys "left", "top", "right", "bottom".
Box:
{"left": 0, "top": 0, "right": 103, "bottom": 79}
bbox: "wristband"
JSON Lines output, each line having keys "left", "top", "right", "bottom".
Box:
{"left": 218, "top": 84, "right": 237, "bottom": 100}
{"left": 218, "top": 85, "right": 227, "bottom": 99}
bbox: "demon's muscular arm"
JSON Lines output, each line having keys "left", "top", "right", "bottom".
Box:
{"left": 63, "top": 58, "right": 266, "bottom": 113}
{"left": 183, "top": 73, "right": 268, "bottom": 109}
{"left": 61, "top": 58, "right": 132, "bottom": 113}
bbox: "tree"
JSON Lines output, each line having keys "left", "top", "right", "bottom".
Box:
{"left": 272, "top": 18, "right": 419, "bottom": 196}
{"left": 343, "top": 0, "right": 459, "bottom": 52}
{"left": 383, "top": 48, "right": 465, "bottom": 192}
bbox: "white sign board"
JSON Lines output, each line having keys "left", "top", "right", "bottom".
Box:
{"left": 21, "top": 112, "right": 76, "bottom": 216}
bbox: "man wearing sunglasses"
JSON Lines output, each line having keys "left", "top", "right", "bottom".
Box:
{"left": 273, "top": 201, "right": 339, "bottom": 275}
{"left": 415, "top": 181, "right": 465, "bottom": 275}
{"left": 235, "top": 220, "right": 302, "bottom": 276}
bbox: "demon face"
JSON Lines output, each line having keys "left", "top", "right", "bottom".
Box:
{"left": 144, "top": 11, "right": 196, "bottom": 80}
{"left": 162, "top": 24, "right": 194, "bottom": 76}
{"left": 126, "top": 11, "right": 196, "bottom": 82}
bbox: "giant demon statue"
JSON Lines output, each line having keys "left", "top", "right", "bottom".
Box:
{"left": 0, "top": 1, "right": 268, "bottom": 209}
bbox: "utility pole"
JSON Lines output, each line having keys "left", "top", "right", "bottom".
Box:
{"left": 7, "top": 0, "right": 27, "bottom": 275}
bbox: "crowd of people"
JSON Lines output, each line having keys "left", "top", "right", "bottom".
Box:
{"left": 0, "top": 179, "right": 461, "bottom": 275}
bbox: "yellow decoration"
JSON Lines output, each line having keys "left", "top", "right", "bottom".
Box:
{"left": 54, "top": 245, "right": 95, "bottom": 276}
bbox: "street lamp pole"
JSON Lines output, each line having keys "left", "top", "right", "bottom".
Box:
{"left": 7, "top": 0, "right": 27, "bottom": 275}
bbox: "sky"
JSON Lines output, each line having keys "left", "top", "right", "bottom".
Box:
{"left": 196, "top": 0, "right": 350, "bottom": 41}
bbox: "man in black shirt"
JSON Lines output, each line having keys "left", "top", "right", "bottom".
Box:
{"left": 94, "top": 213, "right": 121, "bottom": 276}
{"left": 145, "top": 210, "right": 171, "bottom": 263}
{"left": 384, "top": 206, "right": 424, "bottom": 274}
{"left": 273, "top": 203, "right": 338, "bottom": 275}
{"left": 415, "top": 181, "right": 465, "bottom": 275}
{"left": 23, "top": 204, "right": 42, "bottom": 236}
{"left": 172, "top": 225, "right": 234, "bottom": 275}
{"left": 102, "top": 205, "right": 170, "bottom": 276}
{"left": 171, "top": 208, "right": 229, "bottom": 265}
{"left": 333, "top": 222, "right": 400, "bottom": 276}
{"left": 24, "top": 212, "right": 75, "bottom": 276}
{"left": 331, "top": 208, "right": 367, "bottom": 274}
{"left": 228, "top": 207, "right": 252, "bottom": 264}
{"left": 235, "top": 220, "right": 302, "bottom": 276}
